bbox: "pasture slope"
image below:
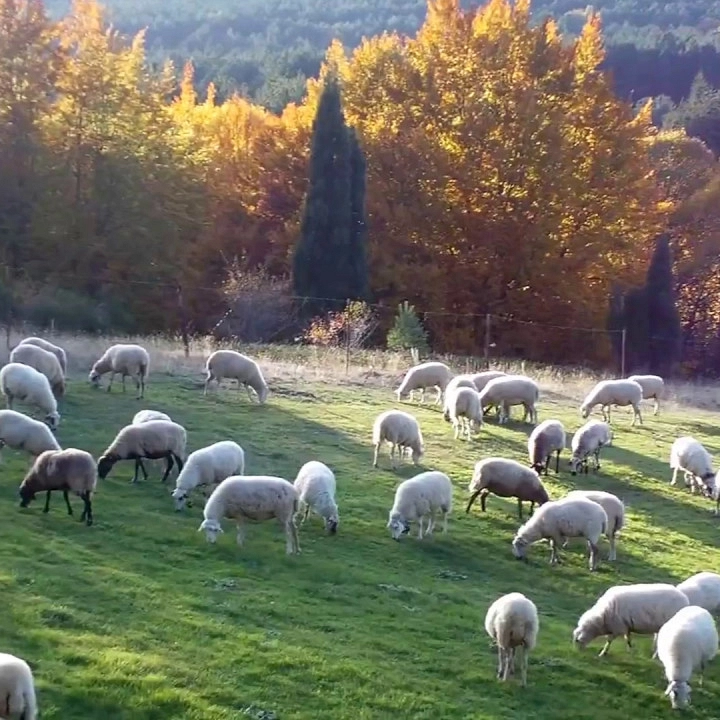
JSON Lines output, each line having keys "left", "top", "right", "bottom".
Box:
{"left": 1, "top": 336, "right": 720, "bottom": 719}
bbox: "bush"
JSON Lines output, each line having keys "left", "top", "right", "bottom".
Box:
{"left": 386, "top": 301, "right": 429, "bottom": 355}
{"left": 303, "top": 301, "right": 377, "bottom": 348}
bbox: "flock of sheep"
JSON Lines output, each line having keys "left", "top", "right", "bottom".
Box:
{"left": 0, "top": 340, "right": 718, "bottom": 715}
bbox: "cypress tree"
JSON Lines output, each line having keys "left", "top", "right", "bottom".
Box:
{"left": 347, "top": 127, "right": 369, "bottom": 301}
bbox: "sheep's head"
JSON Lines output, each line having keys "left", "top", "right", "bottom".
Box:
{"left": 325, "top": 514, "right": 339, "bottom": 535}
{"left": 18, "top": 483, "right": 36, "bottom": 508}
{"left": 701, "top": 473, "right": 716, "bottom": 498}
{"left": 257, "top": 383, "right": 269, "bottom": 404}
{"left": 96, "top": 455, "right": 117, "bottom": 480}
{"left": 88, "top": 368, "right": 101, "bottom": 386}
{"left": 568, "top": 455, "right": 583, "bottom": 476}
{"left": 580, "top": 404, "right": 590, "bottom": 418}
{"left": 387, "top": 512, "right": 409, "bottom": 541}
{"left": 198, "top": 518, "right": 223, "bottom": 543}
{"left": 44, "top": 411, "right": 60, "bottom": 432}
{"left": 665, "top": 680, "right": 691, "bottom": 709}
{"left": 172, "top": 487, "right": 189, "bottom": 511}
{"left": 411, "top": 445, "right": 424, "bottom": 465}
{"left": 511, "top": 535, "right": 528, "bottom": 561}
{"left": 572, "top": 625, "right": 591, "bottom": 648}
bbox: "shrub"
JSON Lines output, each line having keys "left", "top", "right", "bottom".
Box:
{"left": 386, "top": 301, "right": 429, "bottom": 355}
{"left": 303, "top": 301, "right": 377, "bottom": 348}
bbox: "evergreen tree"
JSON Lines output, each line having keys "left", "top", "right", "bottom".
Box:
{"left": 347, "top": 127, "right": 369, "bottom": 302}
{"left": 387, "top": 301, "right": 429, "bottom": 354}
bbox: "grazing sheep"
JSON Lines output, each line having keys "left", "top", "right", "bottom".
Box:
{"left": 569, "top": 420, "right": 613, "bottom": 476}
{"left": 580, "top": 379, "right": 643, "bottom": 426}
{"left": 89, "top": 343, "right": 150, "bottom": 399}
{"left": 395, "top": 361, "right": 453, "bottom": 405}
{"left": 484, "top": 592, "right": 539, "bottom": 687}
{"left": 0, "top": 362, "right": 60, "bottom": 430}
{"left": 293, "top": 460, "right": 339, "bottom": 534}
{"left": 372, "top": 409, "right": 424, "bottom": 469}
{"left": 527, "top": 419, "right": 566, "bottom": 475}
{"left": 97, "top": 420, "right": 186, "bottom": 484}
{"left": 670, "top": 436, "right": 715, "bottom": 498}
{"left": 172, "top": 441, "right": 245, "bottom": 511}
{"left": 478, "top": 375, "right": 539, "bottom": 425}
{"left": 387, "top": 470, "right": 452, "bottom": 541}
{"left": 0, "top": 652, "right": 37, "bottom": 720}
{"left": 10, "top": 343, "right": 65, "bottom": 397}
{"left": 657, "top": 605, "right": 718, "bottom": 710}
{"left": 19, "top": 448, "right": 97, "bottom": 526}
{"left": 19, "top": 335, "right": 67, "bottom": 375}
{"left": 445, "top": 374, "right": 478, "bottom": 397}
{"left": 470, "top": 370, "right": 507, "bottom": 393}
{"left": 466, "top": 458, "right": 549, "bottom": 520}
{"left": 512, "top": 496, "right": 607, "bottom": 571}
{"left": 0, "top": 409, "right": 61, "bottom": 457}
{"left": 198, "top": 475, "right": 300, "bottom": 555}
{"left": 204, "top": 350, "right": 268, "bottom": 404}
{"left": 133, "top": 409, "right": 171, "bottom": 424}
{"left": 572, "top": 583, "right": 690, "bottom": 657}
{"left": 677, "top": 572, "right": 720, "bottom": 615}
{"left": 442, "top": 386, "right": 483, "bottom": 440}
{"left": 628, "top": 374, "right": 665, "bottom": 415}
{"left": 564, "top": 490, "right": 625, "bottom": 561}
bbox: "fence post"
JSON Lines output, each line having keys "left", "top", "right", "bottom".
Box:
{"left": 621, "top": 327, "right": 627, "bottom": 377}
{"left": 484, "top": 313, "right": 491, "bottom": 369}
{"left": 345, "top": 320, "right": 351, "bottom": 375}
{"left": 176, "top": 285, "right": 190, "bottom": 358}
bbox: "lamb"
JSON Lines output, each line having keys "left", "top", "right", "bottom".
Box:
{"left": 484, "top": 592, "right": 539, "bottom": 687}
{"left": 172, "top": 441, "right": 245, "bottom": 511}
{"left": 0, "top": 652, "right": 37, "bottom": 720}
{"left": 97, "top": 420, "right": 186, "bottom": 484}
{"left": 0, "top": 409, "right": 61, "bottom": 457}
{"left": 442, "top": 386, "right": 483, "bottom": 440}
{"left": 628, "top": 374, "right": 665, "bottom": 415}
{"left": 572, "top": 582, "right": 690, "bottom": 657}
{"left": 395, "top": 361, "right": 453, "bottom": 405}
{"left": 89, "top": 343, "right": 150, "bottom": 399}
{"left": 511, "top": 496, "right": 608, "bottom": 571}
{"left": 18, "top": 335, "right": 67, "bottom": 375}
{"left": 466, "top": 457, "right": 549, "bottom": 520}
{"left": 386, "top": 470, "right": 452, "bottom": 541}
{"left": 198, "top": 475, "right": 300, "bottom": 555}
{"left": 204, "top": 349, "right": 268, "bottom": 404}
{"left": 10, "top": 343, "right": 65, "bottom": 397}
{"left": 478, "top": 375, "right": 539, "bottom": 425}
{"left": 657, "top": 605, "right": 718, "bottom": 710}
{"left": 372, "top": 409, "right": 424, "bottom": 469}
{"left": 19, "top": 448, "right": 97, "bottom": 526}
{"left": 563, "top": 490, "right": 625, "bottom": 561}
{"left": 580, "top": 378, "right": 643, "bottom": 426}
{"left": 569, "top": 420, "right": 613, "bottom": 476}
{"left": 677, "top": 572, "right": 720, "bottom": 615}
{"left": 527, "top": 419, "right": 566, "bottom": 475}
{"left": 0, "top": 362, "right": 61, "bottom": 430}
{"left": 133, "top": 409, "right": 171, "bottom": 424}
{"left": 293, "top": 460, "right": 339, "bottom": 534}
{"left": 670, "top": 436, "right": 715, "bottom": 498}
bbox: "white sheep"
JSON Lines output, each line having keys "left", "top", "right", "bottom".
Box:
{"left": 445, "top": 374, "right": 479, "bottom": 397}
{"left": 580, "top": 378, "right": 643, "bottom": 426}
{"left": 657, "top": 605, "right": 718, "bottom": 710}
{"left": 172, "top": 441, "right": 246, "bottom": 511}
{"left": 478, "top": 375, "right": 539, "bottom": 425}
{"left": 204, "top": 349, "right": 268, "bottom": 404}
{"left": 628, "top": 374, "right": 665, "bottom": 415}
{"left": 10, "top": 343, "right": 65, "bottom": 397}
{"left": 372, "top": 409, "right": 424, "bottom": 469}
{"left": 572, "top": 583, "right": 690, "bottom": 657}
{"left": 89, "top": 343, "right": 150, "bottom": 399}
{"left": 133, "top": 409, "right": 171, "bottom": 424}
{"left": 511, "top": 496, "right": 607, "bottom": 571}
{"left": 395, "top": 361, "right": 453, "bottom": 405}
{"left": 386, "top": 470, "right": 452, "bottom": 540}
{"left": 0, "top": 362, "right": 60, "bottom": 430}
{"left": 677, "top": 572, "right": 720, "bottom": 615}
{"left": 0, "top": 652, "right": 37, "bottom": 720}
{"left": 563, "top": 490, "right": 625, "bottom": 561}
{"left": 484, "top": 592, "right": 539, "bottom": 687}
{"left": 0, "top": 409, "right": 61, "bottom": 457}
{"left": 198, "top": 475, "right": 300, "bottom": 555}
{"left": 527, "top": 419, "right": 566, "bottom": 475}
{"left": 19, "top": 335, "right": 67, "bottom": 375}
{"left": 670, "top": 436, "right": 715, "bottom": 498}
{"left": 293, "top": 460, "right": 339, "bottom": 534}
{"left": 442, "top": 386, "right": 483, "bottom": 440}
{"left": 470, "top": 370, "right": 507, "bottom": 393}
{"left": 569, "top": 420, "right": 613, "bottom": 475}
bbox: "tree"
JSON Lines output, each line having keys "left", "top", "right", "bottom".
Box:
{"left": 387, "top": 301, "right": 429, "bottom": 355}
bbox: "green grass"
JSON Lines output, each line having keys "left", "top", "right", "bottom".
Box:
{"left": 2, "top": 368, "right": 720, "bottom": 719}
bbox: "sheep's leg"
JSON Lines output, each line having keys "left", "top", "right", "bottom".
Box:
{"left": 555, "top": 450, "right": 560, "bottom": 474}
{"left": 390, "top": 443, "right": 397, "bottom": 469}
{"left": 417, "top": 516, "right": 424, "bottom": 540}
{"left": 107, "top": 372, "right": 115, "bottom": 393}
{"left": 598, "top": 636, "right": 614, "bottom": 657}
{"left": 244, "top": 383, "right": 254, "bottom": 403}
{"left": 453, "top": 420, "right": 460, "bottom": 440}
{"left": 671, "top": 467, "right": 679, "bottom": 486}
{"left": 434, "top": 386, "right": 442, "bottom": 405}
{"left": 651, "top": 633, "right": 658, "bottom": 659}
{"left": 285, "top": 519, "right": 300, "bottom": 554}
{"left": 132, "top": 458, "right": 149, "bottom": 483}
{"left": 441, "top": 508, "right": 449, "bottom": 533}
{"left": 372, "top": 443, "right": 380, "bottom": 468}
{"left": 81, "top": 492, "right": 93, "bottom": 526}
{"left": 121, "top": 374, "right": 127, "bottom": 393}
{"left": 236, "top": 522, "right": 246, "bottom": 547}
{"left": 496, "top": 647, "right": 504, "bottom": 679}
{"left": 301, "top": 502, "right": 310, "bottom": 524}
{"left": 479, "top": 490, "right": 489, "bottom": 512}
{"left": 173, "top": 453, "right": 184, "bottom": 475}
{"left": 419, "top": 388, "right": 425, "bottom": 404}
{"left": 593, "top": 450, "right": 600, "bottom": 472}
{"left": 519, "top": 645, "right": 528, "bottom": 687}
{"left": 137, "top": 373, "right": 144, "bottom": 400}
{"left": 608, "top": 532, "right": 616, "bottom": 561}
{"left": 588, "top": 541, "right": 599, "bottom": 571}
{"left": 426, "top": 512, "right": 436, "bottom": 535}
{"left": 43, "top": 490, "right": 52, "bottom": 513}
{"left": 624, "top": 632, "right": 633, "bottom": 650}
{"left": 63, "top": 489, "right": 73, "bottom": 516}
{"left": 501, "top": 648, "right": 513, "bottom": 681}
{"left": 160, "top": 454, "right": 175, "bottom": 483}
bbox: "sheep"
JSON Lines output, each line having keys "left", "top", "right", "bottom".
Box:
{"left": 172, "top": 441, "right": 245, "bottom": 511}
{"left": 0, "top": 652, "right": 37, "bottom": 720}
{"left": 511, "top": 496, "right": 608, "bottom": 571}
{"left": 527, "top": 419, "right": 566, "bottom": 475}
{"left": 89, "top": 343, "right": 150, "bottom": 399}
{"left": 0, "top": 409, "right": 61, "bottom": 458}
{"left": 563, "top": 490, "right": 625, "bottom": 561}
{"left": 372, "top": 409, "right": 424, "bottom": 469}
{"left": 484, "top": 592, "right": 539, "bottom": 687}
{"left": 293, "top": 460, "right": 339, "bottom": 534}
{"left": 470, "top": 370, "right": 507, "bottom": 393}
{"left": 97, "top": 420, "right": 186, "bottom": 484}
{"left": 19, "top": 448, "right": 97, "bottom": 526}
{"left": 657, "top": 605, "right": 719, "bottom": 710}
{"left": 572, "top": 583, "right": 690, "bottom": 657}
{"left": 628, "top": 374, "right": 665, "bottom": 415}
{"left": 670, "top": 436, "right": 715, "bottom": 498}
{"left": 204, "top": 350, "right": 268, "bottom": 404}
{"left": 580, "top": 378, "right": 643, "bottom": 426}
{"left": 386, "top": 470, "right": 452, "bottom": 541}
{"left": 677, "top": 572, "right": 720, "bottom": 615}
{"left": 442, "top": 386, "right": 483, "bottom": 440}
{"left": 569, "top": 420, "right": 613, "bottom": 476}
{"left": 478, "top": 375, "right": 539, "bottom": 425}
{"left": 10, "top": 343, "right": 65, "bottom": 397}
{"left": 0, "top": 362, "right": 60, "bottom": 430}
{"left": 133, "top": 409, "right": 171, "bottom": 424}
{"left": 395, "top": 361, "right": 452, "bottom": 405}
{"left": 466, "top": 458, "right": 549, "bottom": 520}
{"left": 198, "top": 475, "right": 300, "bottom": 555}
{"left": 18, "top": 335, "right": 67, "bottom": 375}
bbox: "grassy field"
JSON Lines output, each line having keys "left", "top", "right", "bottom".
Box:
{"left": 2, "top": 332, "right": 720, "bottom": 719}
